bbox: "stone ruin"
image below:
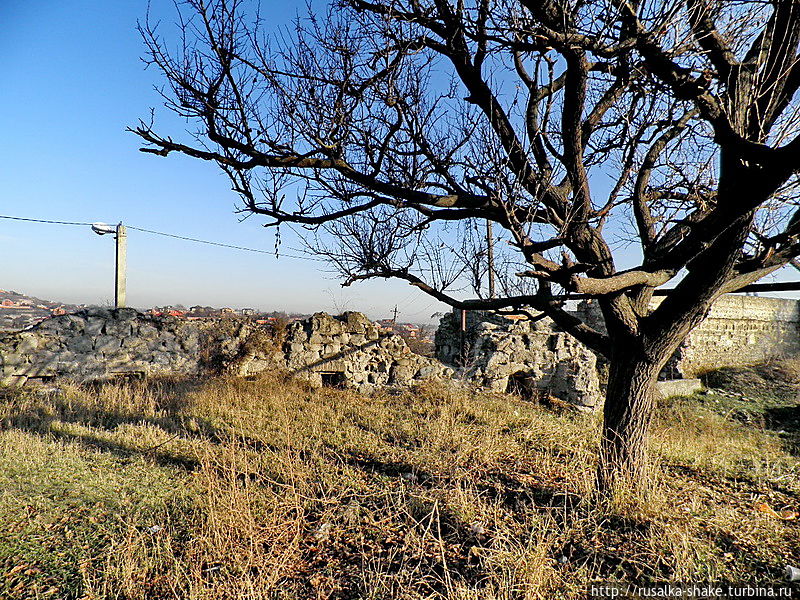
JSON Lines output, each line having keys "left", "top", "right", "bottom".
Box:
{"left": 433, "top": 294, "right": 800, "bottom": 407}
{"left": 662, "top": 295, "right": 800, "bottom": 378}
{"left": 1, "top": 294, "right": 797, "bottom": 410}
{"left": 435, "top": 309, "right": 602, "bottom": 410}
{"left": 0, "top": 308, "right": 452, "bottom": 394}
{"left": 239, "top": 311, "right": 453, "bottom": 392}
{"left": 0, "top": 308, "right": 203, "bottom": 385}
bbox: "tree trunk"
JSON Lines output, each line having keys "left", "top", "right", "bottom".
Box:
{"left": 597, "top": 343, "right": 669, "bottom": 493}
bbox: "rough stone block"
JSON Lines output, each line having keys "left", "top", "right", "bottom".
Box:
{"left": 114, "top": 308, "right": 139, "bottom": 321}
{"left": 104, "top": 320, "right": 133, "bottom": 337}
{"left": 85, "top": 307, "right": 113, "bottom": 319}
{"left": 138, "top": 324, "right": 159, "bottom": 338}
{"left": 1, "top": 352, "right": 30, "bottom": 367}
{"left": 84, "top": 318, "right": 105, "bottom": 336}
{"left": 94, "top": 335, "right": 121, "bottom": 354}
{"left": 67, "top": 336, "right": 95, "bottom": 353}
{"left": 655, "top": 378, "right": 704, "bottom": 398}
{"left": 416, "top": 365, "right": 439, "bottom": 379}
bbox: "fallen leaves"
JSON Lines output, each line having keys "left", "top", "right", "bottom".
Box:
{"left": 754, "top": 502, "right": 799, "bottom": 520}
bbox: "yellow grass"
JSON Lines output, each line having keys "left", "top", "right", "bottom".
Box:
{"left": 0, "top": 370, "right": 797, "bottom": 599}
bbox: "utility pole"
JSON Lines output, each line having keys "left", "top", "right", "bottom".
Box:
{"left": 391, "top": 305, "right": 398, "bottom": 324}
{"left": 91, "top": 221, "right": 127, "bottom": 309}
{"left": 486, "top": 219, "right": 495, "bottom": 298}
{"left": 459, "top": 307, "right": 468, "bottom": 367}
{"left": 115, "top": 223, "right": 127, "bottom": 308}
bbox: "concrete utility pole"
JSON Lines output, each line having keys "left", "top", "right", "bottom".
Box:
{"left": 115, "top": 223, "right": 127, "bottom": 308}
{"left": 486, "top": 219, "right": 495, "bottom": 298}
{"left": 91, "top": 221, "right": 127, "bottom": 309}
{"left": 459, "top": 307, "right": 467, "bottom": 367}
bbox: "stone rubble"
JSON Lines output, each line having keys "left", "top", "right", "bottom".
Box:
{"left": 272, "top": 311, "right": 454, "bottom": 392}
{"left": 435, "top": 309, "right": 602, "bottom": 409}
{"left": 3, "top": 294, "right": 795, "bottom": 410}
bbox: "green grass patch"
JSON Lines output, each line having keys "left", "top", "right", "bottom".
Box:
{"left": 0, "top": 429, "right": 192, "bottom": 599}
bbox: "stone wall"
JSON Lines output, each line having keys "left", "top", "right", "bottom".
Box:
{"left": 0, "top": 308, "right": 452, "bottom": 393}
{"left": 663, "top": 295, "right": 800, "bottom": 377}
{"left": 435, "top": 310, "right": 601, "bottom": 409}
{"left": 576, "top": 295, "right": 800, "bottom": 377}
{"left": 5, "top": 294, "right": 794, "bottom": 401}
{"left": 273, "top": 312, "right": 453, "bottom": 392}
{"left": 0, "top": 308, "right": 243, "bottom": 385}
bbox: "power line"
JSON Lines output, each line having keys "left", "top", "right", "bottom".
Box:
{"left": 126, "top": 225, "right": 274, "bottom": 255}
{"left": 0, "top": 213, "right": 318, "bottom": 260}
{"left": 0, "top": 215, "right": 92, "bottom": 226}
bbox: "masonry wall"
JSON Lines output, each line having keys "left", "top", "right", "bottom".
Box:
{"left": 5, "top": 295, "right": 794, "bottom": 400}
{"left": 576, "top": 294, "right": 800, "bottom": 377}
{"left": 665, "top": 295, "right": 800, "bottom": 376}
{"left": 0, "top": 309, "right": 452, "bottom": 393}
{"left": 0, "top": 308, "right": 247, "bottom": 385}
{"left": 276, "top": 312, "right": 453, "bottom": 392}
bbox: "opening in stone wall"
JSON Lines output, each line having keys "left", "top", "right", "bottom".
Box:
{"left": 320, "top": 371, "right": 346, "bottom": 388}
{"left": 24, "top": 375, "right": 55, "bottom": 386}
{"left": 110, "top": 371, "right": 146, "bottom": 382}
{"left": 506, "top": 371, "right": 544, "bottom": 401}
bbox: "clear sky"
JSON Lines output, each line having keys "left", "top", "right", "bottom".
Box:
{"left": 1, "top": 2, "right": 797, "bottom": 322}
{"left": 0, "top": 0, "right": 449, "bottom": 322}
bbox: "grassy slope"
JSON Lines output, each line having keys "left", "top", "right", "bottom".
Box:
{"left": 0, "top": 364, "right": 797, "bottom": 600}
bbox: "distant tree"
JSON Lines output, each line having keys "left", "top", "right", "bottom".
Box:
{"left": 133, "top": 0, "right": 800, "bottom": 492}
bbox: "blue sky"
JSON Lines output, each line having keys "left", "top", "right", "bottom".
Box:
{"left": 0, "top": 1, "right": 446, "bottom": 321}
{"left": 1, "top": 2, "right": 797, "bottom": 321}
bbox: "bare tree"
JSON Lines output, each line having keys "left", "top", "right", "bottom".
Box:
{"left": 133, "top": 0, "right": 800, "bottom": 491}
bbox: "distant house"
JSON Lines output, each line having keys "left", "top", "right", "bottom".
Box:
{"left": 403, "top": 326, "right": 419, "bottom": 339}
{"left": 51, "top": 307, "right": 67, "bottom": 316}
{"left": 167, "top": 310, "right": 185, "bottom": 317}
{"left": 220, "top": 307, "right": 235, "bottom": 314}
{"left": 1, "top": 300, "right": 16, "bottom": 308}
{"left": 377, "top": 319, "right": 395, "bottom": 330}
{"left": 241, "top": 308, "right": 256, "bottom": 316}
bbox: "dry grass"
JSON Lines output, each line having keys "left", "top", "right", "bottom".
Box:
{"left": 0, "top": 367, "right": 798, "bottom": 599}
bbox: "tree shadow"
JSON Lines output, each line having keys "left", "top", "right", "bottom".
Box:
{"left": 0, "top": 378, "right": 221, "bottom": 470}
{"left": 765, "top": 405, "right": 800, "bottom": 456}
{"left": 4, "top": 405, "right": 200, "bottom": 471}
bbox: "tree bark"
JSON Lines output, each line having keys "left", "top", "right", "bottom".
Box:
{"left": 597, "top": 343, "right": 670, "bottom": 493}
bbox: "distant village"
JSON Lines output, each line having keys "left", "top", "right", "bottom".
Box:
{"left": 0, "top": 289, "right": 84, "bottom": 332}
{"left": 0, "top": 289, "right": 435, "bottom": 349}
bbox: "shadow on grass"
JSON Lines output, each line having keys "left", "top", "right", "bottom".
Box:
{"left": 3, "top": 407, "right": 201, "bottom": 471}
{"left": 765, "top": 405, "right": 800, "bottom": 456}
{"left": 0, "top": 378, "right": 219, "bottom": 470}
{"left": 1, "top": 378, "right": 745, "bottom": 589}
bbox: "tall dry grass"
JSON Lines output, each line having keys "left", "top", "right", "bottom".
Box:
{"left": 0, "top": 368, "right": 797, "bottom": 599}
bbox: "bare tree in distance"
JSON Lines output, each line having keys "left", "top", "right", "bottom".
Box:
{"left": 133, "top": 0, "right": 800, "bottom": 492}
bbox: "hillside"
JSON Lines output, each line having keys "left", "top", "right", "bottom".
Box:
{"left": 0, "top": 289, "right": 83, "bottom": 332}
{"left": 0, "top": 363, "right": 798, "bottom": 599}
